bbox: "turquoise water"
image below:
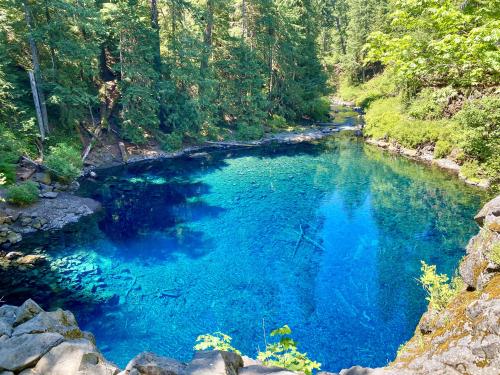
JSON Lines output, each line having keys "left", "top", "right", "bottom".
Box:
{"left": 0, "top": 136, "right": 484, "bottom": 372}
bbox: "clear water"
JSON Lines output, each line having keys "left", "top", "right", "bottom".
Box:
{"left": 0, "top": 136, "right": 484, "bottom": 372}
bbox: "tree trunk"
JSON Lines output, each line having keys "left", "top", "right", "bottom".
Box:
{"left": 241, "top": 0, "right": 247, "bottom": 39}
{"left": 200, "top": 0, "right": 213, "bottom": 73}
{"left": 23, "top": 1, "right": 50, "bottom": 135}
{"left": 150, "top": 0, "right": 161, "bottom": 74}
{"left": 335, "top": 16, "right": 346, "bottom": 55}
{"left": 28, "top": 71, "right": 45, "bottom": 141}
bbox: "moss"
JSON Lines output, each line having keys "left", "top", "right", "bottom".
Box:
{"left": 489, "top": 243, "right": 500, "bottom": 265}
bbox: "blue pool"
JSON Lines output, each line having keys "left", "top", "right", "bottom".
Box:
{"left": 0, "top": 136, "right": 485, "bottom": 372}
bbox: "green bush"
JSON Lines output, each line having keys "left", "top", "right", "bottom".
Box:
{"left": 267, "top": 114, "right": 288, "bottom": 132}
{"left": 6, "top": 181, "right": 39, "bottom": 206}
{"left": 434, "top": 140, "right": 453, "bottom": 159}
{"left": 455, "top": 96, "right": 500, "bottom": 164}
{"left": 305, "top": 96, "right": 330, "bottom": 121}
{"left": 337, "top": 71, "right": 397, "bottom": 108}
{"left": 364, "top": 97, "right": 458, "bottom": 149}
{"left": 235, "top": 123, "right": 264, "bottom": 141}
{"left": 257, "top": 325, "right": 321, "bottom": 375}
{"left": 419, "top": 261, "right": 463, "bottom": 311}
{"left": 194, "top": 332, "right": 241, "bottom": 355}
{"left": 408, "top": 87, "right": 456, "bottom": 120}
{"left": 159, "top": 131, "right": 184, "bottom": 152}
{"left": 44, "top": 143, "right": 83, "bottom": 182}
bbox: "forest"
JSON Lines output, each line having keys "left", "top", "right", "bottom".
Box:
{"left": 0, "top": 0, "right": 499, "bottom": 189}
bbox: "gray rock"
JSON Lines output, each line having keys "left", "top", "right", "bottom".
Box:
{"left": 0, "top": 371, "right": 15, "bottom": 375}
{"left": 185, "top": 351, "right": 243, "bottom": 375}
{"left": 41, "top": 191, "right": 58, "bottom": 199}
{"left": 14, "top": 299, "right": 43, "bottom": 326}
{"left": 0, "top": 305, "right": 17, "bottom": 324}
{"left": 475, "top": 195, "right": 500, "bottom": 226}
{"left": 33, "top": 172, "right": 52, "bottom": 185}
{"left": 239, "top": 365, "right": 297, "bottom": 374}
{"left": 0, "top": 318, "right": 13, "bottom": 337}
{"left": 13, "top": 309, "right": 82, "bottom": 339}
{"left": 33, "top": 338, "right": 119, "bottom": 375}
{"left": 0, "top": 332, "right": 64, "bottom": 371}
{"left": 123, "top": 352, "right": 186, "bottom": 375}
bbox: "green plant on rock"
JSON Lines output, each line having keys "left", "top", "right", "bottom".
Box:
{"left": 44, "top": 143, "right": 83, "bottom": 182}
{"left": 419, "top": 261, "right": 463, "bottom": 311}
{"left": 194, "top": 332, "right": 241, "bottom": 355}
{"left": 257, "top": 325, "right": 321, "bottom": 375}
{"left": 6, "top": 181, "right": 39, "bottom": 206}
{"left": 434, "top": 140, "right": 453, "bottom": 159}
{"left": 489, "top": 244, "right": 500, "bottom": 265}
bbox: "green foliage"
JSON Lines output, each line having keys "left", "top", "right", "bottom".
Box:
{"left": 194, "top": 332, "right": 241, "bottom": 355}
{"left": 365, "top": 0, "right": 500, "bottom": 88}
{"left": 364, "top": 97, "right": 458, "bottom": 149}
{"left": 305, "top": 96, "right": 331, "bottom": 122}
{"left": 419, "top": 261, "right": 463, "bottom": 311}
{"left": 257, "top": 325, "right": 321, "bottom": 375}
{"left": 44, "top": 143, "right": 83, "bottom": 182}
{"left": 235, "top": 123, "right": 264, "bottom": 141}
{"left": 6, "top": 181, "right": 39, "bottom": 206}
{"left": 434, "top": 140, "right": 452, "bottom": 159}
{"left": 159, "top": 132, "right": 184, "bottom": 152}
{"left": 337, "top": 71, "right": 396, "bottom": 108}
{"left": 267, "top": 114, "right": 288, "bottom": 132}
{"left": 407, "top": 87, "right": 457, "bottom": 121}
{"left": 489, "top": 244, "right": 500, "bottom": 265}
{"left": 455, "top": 97, "right": 500, "bottom": 175}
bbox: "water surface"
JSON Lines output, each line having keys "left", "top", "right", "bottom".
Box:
{"left": 0, "top": 136, "right": 484, "bottom": 372}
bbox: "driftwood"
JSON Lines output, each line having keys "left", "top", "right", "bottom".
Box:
{"left": 293, "top": 224, "right": 304, "bottom": 257}
{"left": 204, "top": 140, "right": 257, "bottom": 147}
{"left": 125, "top": 275, "right": 137, "bottom": 300}
{"left": 292, "top": 224, "right": 326, "bottom": 254}
{"left": 118, "top": 142, "right": 128, "bottom": 162}
{"left": 21, "top": 155, "right": 59, "bottom": 176}
{"left": 82, "top": 107, "right": 105, "bottom": 162}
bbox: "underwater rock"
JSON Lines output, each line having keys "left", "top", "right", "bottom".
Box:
{"left": 185, "top": 350, "right": 243, "bottom": 375}
{"left": 122, "top": 352, "right": 187, "bottom": 375}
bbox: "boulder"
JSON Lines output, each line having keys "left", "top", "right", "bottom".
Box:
{"left": 185, "top": 351, "right": 243, "bottom": 375}
{"left": 41, "top": 191, "right": 58, "bottom": 199}
{"left": 0, "top": 318, "right": 13, "bottom": 337}
{"left": 239, "top": 365, "right": 297, "bottom": 375}
{"left": 14, "top": 299, "right": 43, "bottom": 326}
{"left": 13, "top": 309, "right": 82, "bottom": 339}
{"left": 123, "top": 352, "right": 186, "bottom": 375}
{"left": 33, "top": 338, "right": 119, "bottom": 375}
{"left": 0, "top": 305, "right": 17, "bottom": 325}
{"left": 33, "top": 172, "right": 51, "bottom": 185}
{"left": 0, "top": 332, "right": 64, "bottom": 371}
{"left": 475, "top": 195, "right": 500, "bottom": 226}
{"left": 16, "top": 255, "right": 46, "bottom": 266}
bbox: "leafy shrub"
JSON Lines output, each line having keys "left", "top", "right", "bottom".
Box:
{"left": 460, "top": 160, "right": 484, "bottom": 183}
{"left": 235, "top": 123, "right": 264, "bottom": 141}
{"left": 0, "top": 161, "right": 16, "bottom": 185}
{"left": 121, "top": 121, "right": 146, "bottom": 145}
{"left": 44, "top": 143, "right": 83, "bottom": 182}
{"left": 267, "top": 114, "right": 288, "bottom": 132}
{"left": 338, "top": 71, "right": 396, "bottom": 108}
{"left": 194, "top": 332, "right": 241, "bottom": 355}
{"left": 434, "top": 140, "right": 452, "bottom": 159}
{"left": 159, "top": 131, "right": 184, "bottom": 152}
{"left": 455, "top": 96, "right": 500, "bottom": 164}
{"left": 408, "top": 87, "right": 456, "bottom": 120}
{"left": 305, "top": 96, "right": 330, "bottom": 121}
{"left": 419, "top": 261, "right": 463, "bottom": 311}
{"left": 6, "top": 181, "right": 39, "bottom": 206}
{"left": 364, "top": 97, "right": 458, "bottom": 149}
{"left": 257, "top": 325, "right": 321, "bottom": 375}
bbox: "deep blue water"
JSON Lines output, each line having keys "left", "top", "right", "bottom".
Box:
{"left": 0, "top": 136, "right": 485, "bottom": 372}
